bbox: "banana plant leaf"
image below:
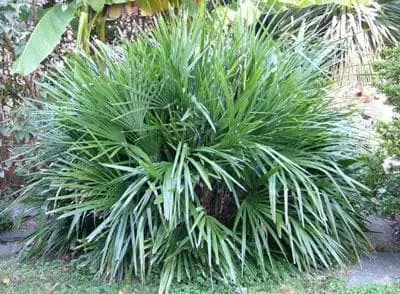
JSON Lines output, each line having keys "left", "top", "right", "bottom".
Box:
{"left": 12, "top": 4, "right": 76, "bottom": 76}
{"left": 88, "top": 0, "right": 106, "bottom": 12}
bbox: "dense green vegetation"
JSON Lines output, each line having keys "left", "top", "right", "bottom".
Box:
{"left": 2, "top": 0, "right": 400, "bottom": 293}
{"left": 361, "top": 46, "right": 400, "bottom": 216}
{"left": 371, "top": 121, "right": 400, "bottom": 216}
{"left": 266, "top": 0, "right": 400, "bottom": 83}
{"left": 19, "top": 12, "right": 371, "bottom": 292}
{"left": 377, "top": 120, "right": 400, "bottom": 157}
{"left": 375, "top": 47, "right": 400, "bottom": 107}
{"left": 360, "top": 150, "right": 400, "bottom": 216}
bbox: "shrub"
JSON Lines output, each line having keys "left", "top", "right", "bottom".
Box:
{"left": 374, "top": 47, "right": 400, "bottom": 107}
{"left": 359, "top": 119, "right": 400, "bottom": 217}
{"left": 378, "top": 173, "right": 400, "bottom": 216}
{"left": 359, "top": 150, "right": 400, "bottom": 216}
{"left": 21, "top": 13, "right": 368, "bottom": 292}
{"left": 377, "top": 119, "right": 400, "bottom": 157}
{"left": 374, "top": 120, "right": 400, "bottom": 216}
{"left": 0, "top": 210, "right": 13, "bottom": 232}
{"left": 370, "top": 46, "right": 400, "bottom": 217}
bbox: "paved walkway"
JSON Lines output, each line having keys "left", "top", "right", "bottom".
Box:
{"left": 347, "top": 215, "right": 400, "bottom": 287}
{"left": 348, "top": 252, "right": 400, "bottom": 287}
{"left": 0, "top": 204, "right": 38, "bottom": 257}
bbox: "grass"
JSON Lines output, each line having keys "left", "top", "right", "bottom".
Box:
{"left": 0, "top": 257, "right": 145, "bottom": 294}
{"left": 1, "top": 257, "right": 400, "bottom": 293}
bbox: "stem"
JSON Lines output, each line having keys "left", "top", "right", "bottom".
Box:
{"left": 199, "top": 0, "right": 206, "bottom": 52}
{"left": 31, "top": 0, "right": 37, "bottom": 24}
{"left": 87, "top": 11, "right": 101, "bottom": 44}
{"left": 96, "top": 11, "right": 107, "bottom": 42}
{"left": 3, "top": 34, "right": 15, "bottom": 57}
{"left": 77, "top": 7, "right": 89, "bottom": 52}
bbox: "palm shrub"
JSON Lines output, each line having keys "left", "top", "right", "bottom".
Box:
{"left": 21, "top": 12, "right": 368, "bottom": 292}
{"left": 260, "top": 0, "right": 400, "bottom": 84}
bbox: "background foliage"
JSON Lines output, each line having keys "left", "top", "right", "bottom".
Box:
{"left": 0, "top": 0, "right": 154, "bottom": 195}
{"left": 360, "top": 46, "right": 400, "bottom": 217}
{"left": 374, "top": 46, "right": 400, "bottom": 108}
{"left": 262, "top": 0, "right": 400, "bottom": 84}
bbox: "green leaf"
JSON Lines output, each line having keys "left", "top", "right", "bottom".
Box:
{"left": 88, "top": 0, "right": 105, "bottom": 12}
{"left": 12, "top": 4, "right": 76, "bottom": 75}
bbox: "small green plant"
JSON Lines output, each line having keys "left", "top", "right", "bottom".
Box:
{"left": 353, "top": 151, "right": 385, "bottom": 215}
{"left": 377, "top": 119, "right": 400, "bottom": 216}
{"left": 374, "top": 46, "right": 400, "bottom": 107}
{"left": 377, "top": 119, "right": 400, "bottom": 157}
{"left": 0, "top": 202, "right": 13, "bottom": 232}
{"left": 0, "top": 213, "right": 13, "bottom": 232}
{"left": 378, "top": 173, "right": 400, "bottom": 216}
{"left": 360, "top": 120, "right": 400, "bottom": 216}
{"left": 363, "top": 155, "right": 400, "bottom": 216}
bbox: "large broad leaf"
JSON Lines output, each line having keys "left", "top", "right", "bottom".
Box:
{"left": 88, "top": 0, "right": 106, "bottom": 12}
{"left": 12, "top": 4, "right": 76, "bottom": 76}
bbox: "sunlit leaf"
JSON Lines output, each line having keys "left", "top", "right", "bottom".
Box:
{"left": 12, "top": 4, "right": 76, "bottom": 75}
